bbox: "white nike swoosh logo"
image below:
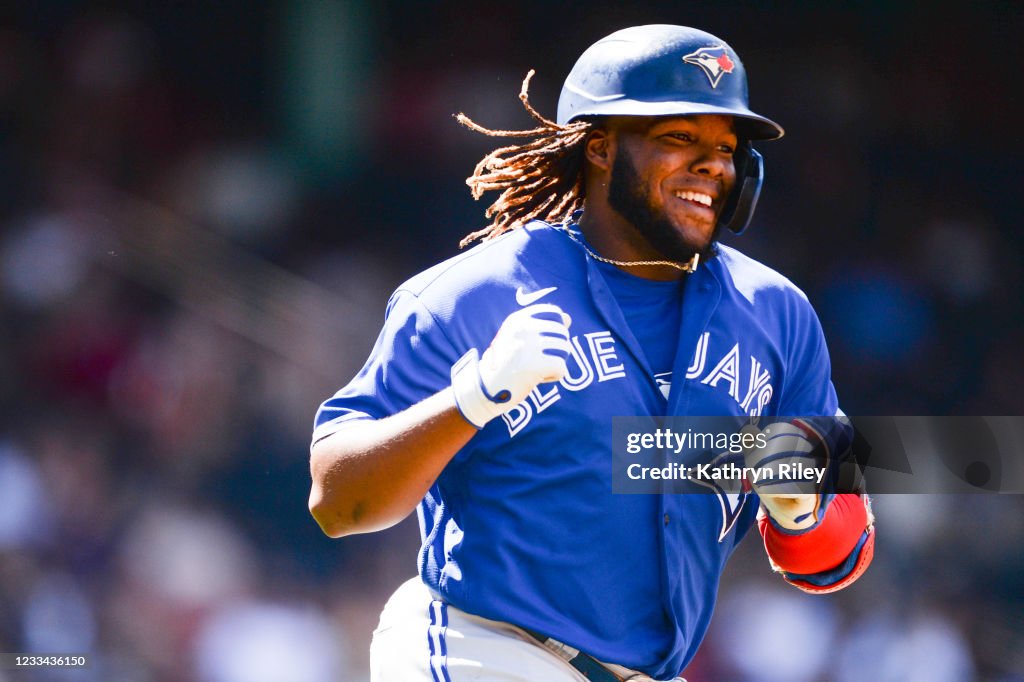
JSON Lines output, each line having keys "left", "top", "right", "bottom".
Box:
{"left": 515, "top": 286, "right": 558, "bottom": 306}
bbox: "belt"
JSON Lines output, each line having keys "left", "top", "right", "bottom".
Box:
{"left": 521, "top": 627, "right": 623, "bottom": 682}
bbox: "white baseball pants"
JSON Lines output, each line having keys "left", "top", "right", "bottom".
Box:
{"left": 369, "top": 577, "right": 683, "bottom": 682}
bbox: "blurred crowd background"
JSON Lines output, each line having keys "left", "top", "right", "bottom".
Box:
{"left": 0, "top": 1, "right": 1022, "bottom": 680}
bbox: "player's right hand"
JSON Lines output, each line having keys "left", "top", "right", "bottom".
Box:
{"left": 450, "top": 303, "right": 571, "bottom": 429}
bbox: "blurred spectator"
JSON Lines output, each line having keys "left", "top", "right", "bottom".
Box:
{"left": 710, "top": 581, "right": 840, "bottom": 681}
{"left": 0, "top": 442, "right": 51, "bottom": 551}
{"left": 836, "top": 608, "right": 975, "bottom": 682}
{"left": 194, "top": 599, "right": 349, "bottom": 682}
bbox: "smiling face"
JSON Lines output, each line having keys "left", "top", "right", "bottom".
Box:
{"left": 585, "top": 114, "right": 739, "bottom": 266}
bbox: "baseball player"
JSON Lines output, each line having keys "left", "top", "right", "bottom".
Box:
{"left": 310, "top": 25, "right": 875, "bottom": 682}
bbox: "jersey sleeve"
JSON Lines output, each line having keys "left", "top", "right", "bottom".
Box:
{"left": 312, "top": 289, "right": 460, "bottom": 444}
{"left": 776, "top": 298, "right": 839, "bottom": 418}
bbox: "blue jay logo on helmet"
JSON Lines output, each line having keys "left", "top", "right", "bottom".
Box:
{"left": 682, "top": 46, "right": 736, "bottom": 89}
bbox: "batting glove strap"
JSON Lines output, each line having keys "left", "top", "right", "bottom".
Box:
{"left": 451, "top": 348, "right": 506, "bottom": 429}
{"left": 758, "top": 493, "right": 826, "bottom": 532}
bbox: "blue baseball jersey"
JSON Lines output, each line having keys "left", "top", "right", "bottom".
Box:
{"left": 314, "top": 220, "right": 840, "bottom": 678}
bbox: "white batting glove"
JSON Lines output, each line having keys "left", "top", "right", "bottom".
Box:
{"left": 742, "top": 421, "right": 827, "bottom": 532}
{"left": 451, "top": 303, "right": 572, "bottom": 429}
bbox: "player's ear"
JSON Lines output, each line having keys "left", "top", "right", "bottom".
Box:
{"left": 584, "top": 127, "right": 613, "bottom": 172}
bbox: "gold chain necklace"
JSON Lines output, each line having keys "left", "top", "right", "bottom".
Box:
{"left": 557, "top": 225, "right": 700, "bottom": 274}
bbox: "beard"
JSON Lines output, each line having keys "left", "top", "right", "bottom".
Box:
{"left": 607, "top": 146, "right": 722, "bottom": 262}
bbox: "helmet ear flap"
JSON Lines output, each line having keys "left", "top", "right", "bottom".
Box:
{"left": 719, "top": 144, "right": 764, "bottom": 235}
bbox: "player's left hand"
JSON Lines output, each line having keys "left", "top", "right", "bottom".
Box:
{"left": 742, "top": 421, "right": 828, "bottom": 532}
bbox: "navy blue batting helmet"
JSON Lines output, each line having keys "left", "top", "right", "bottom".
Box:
{"left": 557, "top": 25, "right": 783, "bottom": 234}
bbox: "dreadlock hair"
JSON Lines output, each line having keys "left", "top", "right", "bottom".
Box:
{"left": 456, "top": 70, "right": 592, "bottom": 248}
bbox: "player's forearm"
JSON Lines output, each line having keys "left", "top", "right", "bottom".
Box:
{"left": 308, "top": 387, "right": 477, "bottom": 538}
{"left": 310, "top": 303, "right": 572, "bottom": 538}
